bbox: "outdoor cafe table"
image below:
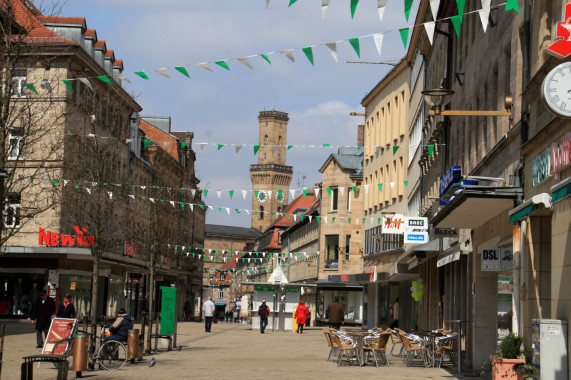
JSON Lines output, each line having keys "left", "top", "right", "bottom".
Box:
{"left": 342, "top": 330, "right": 369, "bottom": 366}
{"left": 410, "top": 330, "right": 443, "bottom": 368}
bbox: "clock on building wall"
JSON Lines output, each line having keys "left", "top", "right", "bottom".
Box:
{"left": 541, "top": 62, "right": 571, "bottom": 118}
{"left": 256, "top": 190, "right": 268, "bottom": 203}
{"left": 276, "top": 190, "right": 285, "bottom": 203}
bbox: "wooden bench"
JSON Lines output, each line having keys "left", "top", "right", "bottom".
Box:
{"left": 21, "top": 353, "right": 70, "bottom": 380}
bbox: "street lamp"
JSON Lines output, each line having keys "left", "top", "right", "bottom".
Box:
{"left": 349, "top": 112, "right": 366, "bottom": 116}
{"left": 422, "top": 88, "right": 512, "bottom": 117}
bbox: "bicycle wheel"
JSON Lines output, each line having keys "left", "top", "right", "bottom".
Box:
{"left": 97, "top": 340, "right": 128, "bottom": 370}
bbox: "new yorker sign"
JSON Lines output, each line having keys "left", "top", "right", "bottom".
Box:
{"left": 39, "top": 226, "right": 94, "bottom": 247}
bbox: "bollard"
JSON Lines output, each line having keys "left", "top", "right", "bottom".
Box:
{"left": 72, "top": 334, "right": 88, "bottom": 377}
{"left": 128, "top": 329, "right": 139, "bottom": 362}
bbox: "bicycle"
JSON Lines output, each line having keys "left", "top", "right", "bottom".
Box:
{"left": 50, "top": 322, "right": 128, "bottom": 371}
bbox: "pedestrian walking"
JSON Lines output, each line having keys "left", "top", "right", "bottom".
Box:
{"left": 258, "top": 299, "right": 270, "bottom": 334}
{"left": 29, "top": 288, "right": 56, "bottom": 348}
{"left": 294, "top": 300, "right": 310, "bottom": 334}
{"left": 233, "top": 309, "right": 238, "bottom": 323}
{"left": 390, "top": 298, "right": 399, "bottom": 329}
{"left": 325, "top": 295, "right": 344, "bottom": 330}
{"left": 56, "top": 293, "right": 76, "bottom": 319}
{"left": 183, "top": 300, "right": 192, "bottom": 321}
{"left": 203, "top": 297, "right": 215, "bottom": 332}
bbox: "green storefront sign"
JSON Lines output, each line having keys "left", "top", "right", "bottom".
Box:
{"left": 160, "top": 286, "right": 177, "bottom": 335}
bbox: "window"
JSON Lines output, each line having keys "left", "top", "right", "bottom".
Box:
{"left": 347, "top": 190, "right": 352, "bottom": 212}
{"left": 259, "top": 206, "right": 264, "bottom": 220}
{"left": 409, "top": 108, "right": 424, "bottom": 166}
{"left": 219, "top": 289, "right": 224, "bottom": 299}
{"left": 278, "top": 136, "right": 282, "bottom": 146}
{"left": 11, "top": 74, "right": 27, "bottom": 97}
{"left": 8, "top": 128, "right": 24, "bottom": 159}
{"left": 345, "top": 235, "right": 351, "bottom": 253}
{"left": 220, "top": 273, "right": 225, "bottom": 281}
{"left": 325, "top": 235, "right": 339, "bottom": 269}
{"left": 5, "top": 193, "right": 21, "bottom": 228}
{"left": 331, "top": 188, "right": 338, "bottom": 212}
{"left": 264, "top": 135, "right": 268, "bottom": 145}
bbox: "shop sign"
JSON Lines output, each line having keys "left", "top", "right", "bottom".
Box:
{"left": 154, "top": 276, "right": 163, "bottom": 281}
{"left": 254, "top": 284, "right": 274, "bottom": 291}
{"left": 546, "top": 3, "right": 571, "bottom": 59}
{"left": 404, "top": 232, "right": 429, "bottom": 244}
{"left": 124, "top": 240, "right": 136, "bottom": 257}
{"left": 404, "top": 217, "right": 428, "bottom": 229}
{"left": 440, "top": 166, "right": 462, "bottom": 198}
{"left": 382, "top": 214, "right": 405, "bottom": 234}
{"left": 550, "top": 132, "right": 571, "bottom": 180}
{"left": 70, "top": 282, "right": 76, "bottom": 290}
{"left": 481, "top": 248, "right": 500, "bottom": 271}
{"left": 369, "top": 266, "right": 377, "bottom": 282}
{"left": 340, "top": 274, "right": 349, "bottom": 282}
{"left": 532, "top": 148, "right": 551, "bottom": 186}
{"left": 429, "top": 227, "right": 459, "bottom": 238}
{"left": 38, "top": 226, "right": 94, "bottom": 247}
{"left": 500, "top": 247, "right": 513, "bottom": 272}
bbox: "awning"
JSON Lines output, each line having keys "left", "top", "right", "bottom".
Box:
{"left": 436, "top": 245, "right": 461, "bottom": 267}
{"left": 551, "top": 176, "right": 571, "bottom": 203}
{"left": 508, "top": 193, "right": 551, "bottom": 223}
{"left": 432, "top": 187, "right": 522, "bottom": 229}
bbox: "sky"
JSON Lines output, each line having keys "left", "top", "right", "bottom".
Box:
{"left": 59, "top": 0, "right": 418, "bottom": 228}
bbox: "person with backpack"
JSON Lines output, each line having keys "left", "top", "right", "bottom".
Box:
{"left": 258, "top": 299, "right": 270, "bottom": 334}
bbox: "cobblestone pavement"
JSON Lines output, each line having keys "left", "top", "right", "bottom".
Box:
{"left": 1, "top": 320, "right": 483, "bottom": 379}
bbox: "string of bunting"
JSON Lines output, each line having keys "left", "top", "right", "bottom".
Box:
{"left": 19, "top": 1, "right": 514, "bottom": 91}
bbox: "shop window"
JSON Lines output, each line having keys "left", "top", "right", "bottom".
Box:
{"left": 8, "top": 128, "right": 24, "bottom": 160}
{"left": 5, "top": 193, "right": 21, "bottom": 228}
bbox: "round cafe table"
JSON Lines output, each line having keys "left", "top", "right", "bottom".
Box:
{"left": 409, "top": 330, "right": 443, "bottom": 367}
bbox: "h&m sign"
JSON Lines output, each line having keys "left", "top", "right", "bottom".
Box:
{"left": 39, "top": 226, "right": 94, "bottom": 247}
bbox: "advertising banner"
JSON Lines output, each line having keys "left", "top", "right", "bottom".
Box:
{"left": 43, "top": 318, "right": 77, "bottom": 355}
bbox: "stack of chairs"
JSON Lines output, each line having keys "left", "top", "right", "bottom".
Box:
{"left": 330, "top": 330, "right": 361, "bottom": 366}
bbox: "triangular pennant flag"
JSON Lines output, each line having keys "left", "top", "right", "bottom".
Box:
{"left": 332, "top": 217, "right": 335, "bottom": 223}
{"left": 424, "top": 21, "right": 436, "bottom": 45}
{"left": 217, "top": 144, "right": 224, "bottom": 150}
{"left": 271, "top": 146, "right": 278, "bottom": 155}
{"left": 203, "top": 189, "right": 209, "bottom": 198}
{"left": 393, "top": 146, "right": 399, "bottom": 155}
{"left": 364, "top": 184, "right": 370, "bottom": 193}
{"left": 191, "top": 189, "right": 196, "bottom": 197}
{"left": 25, "top": 83, "right": 38, "bottom": 94}
{"left": 349, "top": 38, "right": 360, "bottom": 58}
{"left": 149, "top": 198, "right": 155, "bottom": 203}
{"left": 216, "top": 190, "right": 222, "bottom": 198}
{"left": 196, "top": 63, "right": 213, "bottom": 71}
{"left": 235, "top": 208, "right": 241, "bottom": 214}
{"left": 266, "top": 0, "right": 270, "bottom": 9}
{"left": 85, "top": 188, "right": 91, "bottom": 194}
{"left": 143, "top": 140, "right": 152, "bottom": 149}
{"left": 215, "top": 61, "right": 230, "bottom": 70}
{"left": 302, "top": 47, "right": 314, "bottom": 66}
{"left": 456, "top": 0, "right": 465, "bottom": 15}
{"left": 79, "top": 78, "right": 93, "bottom": 90}
{"left": 235, "top": 145, "right": 243, "bottom": 154}
{"left": 348, "top": 218, "right": 351, "bottom": 224}
{"left": 428, "top": 144, "right": 435, "bottom": 157}
{"left": 378, "top": 0, "right": 388, "bottom": 21}
{"left": 339, "top": 187, "right": 344, "bottom": 197}
{"left": 404, "top": 181, "right": 409, "bottom": 186}
{"left": 350, "top": 0, "right": 359, "bottom": 18}
{"left": 267, "top": 190, "right": 272, "bottom": 199}
{"left": 108, "top": 191, "right": 113, "bottom": 199}
{"left": 314, "top": 188, "right": 320, "bottom": 198}
{"left": 179, "top": 202, "right": 185, "bottom": 209}
{"left": 134, "top": 71, "right": 149, "bottom": 80}
{"left": 327, "top": 187, "right": 332, "bottom": 196}
{"left": 61, "top": 79, "right": 73, "bottom": 92}
{"left": 254, "top": 145, "right": 260, "bottom": 155}
{"left": 373, "top": 33, "right": 384, "bottom": 56}
{"left": 242, "top": 190, "right": 248, "bottom": 200}
{"left": 308, "top": 216, "right": 312, "bottom": 223}
{"left": 287, "top": 145, "right": 294, "bottom": 150}
{"left": 322, "top": 0, "right": 330, "bottom": 18}
{"left": 390, "top": 182, "right": 396, "bottom": 189}
{"left": 288, "top": 0, "right": 298, "bottom": 6}
{"left": 451, "top": 14, "right": 463, "bottom": 37}
{"left": 181, "top": 142, "right": 189, "bottom": 149}
{"left": 174, "top": 66, "right": 190, "bottom": 78}
{"left": 429, "top": 0, "right": 440, "bottom": 20}
{"left": 352, "top": 186, "right": 357, "bottom": 194}
{"left": 280, "top": 50, "right": 295, "bottom": 63}
{"left": 199, "top": 143, "right": 207, "bottom": 150}
{"left": 155, "top": 68, "right": 171, "bottom": 78}
{"left": 302, "top": 188, "right": 308, "bottom": 197}
{"left": 238, "top": 57, "right": 253, "bottom": 69}
{"left": 255, "top": 190, "right": 259, "bottom": 199}
{"left": 170, "top": 200, "right": 175, "bottom": 207}
{"left": 323, "top": 216, "right": 327, "bottom": 224}
{"left": 399, "top": 28, "right": 410, "bottom": 49}
{"left": 52, "top": 179, "right": 60, "bottom": 187}
{"left": 478, "top": 0, "right": 491, "bottom": 32}
{"left": 404, "top": 0, "right": 414, "bottom": 21}
{"left": 116, "top": 73, "right": 131, "bottom": 83}
{"left": 226, "top": 208, "right": 230, "bottom": 215}
{"left": 378, "top": 184, "right": 383, "bottom": 192}
{"left": 260, "top": 54, "right": 271, "bottom": 65}
{"left": 326, "top": 42, "right": 338, "bottom": 63}
{"left": 229, "top": 190, "right": 235, "bottom": 199}
{"left": 363, "top": 218, "right": 366, "bottom": 225}
{"left": 290, "top": 189, "right": 296, "bottom": 199}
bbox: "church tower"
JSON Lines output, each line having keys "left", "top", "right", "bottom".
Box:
{"left": 250, "top": 110, "right": 293, "bottom": 232}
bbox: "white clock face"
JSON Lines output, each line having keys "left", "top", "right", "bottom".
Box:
{"left": 542, "top": 62, "right": 571, "bottom": 118}
{"left": 256, "top": 190, "right": 267, "bottom": 203}
{"left": 276, "top": 191, "right": 285, "bottom": 203}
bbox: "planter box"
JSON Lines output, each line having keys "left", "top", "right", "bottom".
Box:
{"left": 492, "top": 358, "right": 524, "bottom": 380}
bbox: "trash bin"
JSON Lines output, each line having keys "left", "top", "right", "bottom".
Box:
{"left": 128, "top": 329, "right": 139, "bottom": 361}
{"left": 72, "top": 334, "right": 88, "bottom": 376}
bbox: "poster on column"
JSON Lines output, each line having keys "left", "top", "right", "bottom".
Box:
{"left": 499, "top": 247, "right": 513, "bottom": 272}
{"left": 481, "top": 248, "right": 500, "bottom": 271}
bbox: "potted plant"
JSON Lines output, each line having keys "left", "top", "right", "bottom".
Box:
{"left": 513, "top": 344, "right": 539, "bottom": 380}
{"left": 491, "top": 332, "right": 525, "bottom": 380}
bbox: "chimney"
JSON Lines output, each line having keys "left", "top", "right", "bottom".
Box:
{"left": 357, "top": 125, "right": 364, "bottom": 147}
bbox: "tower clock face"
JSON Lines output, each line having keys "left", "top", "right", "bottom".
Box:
{"left": 276, "top": 191, "right": 285, "bottom": 203}
{"left": 256, "top": 190, "right": 267, "bottom": 203}
{"left": 541, "top": 62, "right": 571, "bottom": 118}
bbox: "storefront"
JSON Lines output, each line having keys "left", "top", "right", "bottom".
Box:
{"left": 316, "top": 278, "right": 363, "bottom": 326}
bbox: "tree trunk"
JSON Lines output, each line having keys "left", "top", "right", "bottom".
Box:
{"left": 90, "top": 254, "right": 101, "bottom": 335}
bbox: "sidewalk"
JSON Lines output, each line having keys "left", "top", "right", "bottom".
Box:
{"left": 1, "top": 320, "right": 484, "bottom": 379}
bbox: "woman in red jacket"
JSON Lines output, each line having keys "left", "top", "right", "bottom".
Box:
{"left": 294, "top": 300, "right": 310, "bottom": 334}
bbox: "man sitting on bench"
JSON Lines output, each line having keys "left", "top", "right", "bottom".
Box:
{"left": 103, "top": 308, "right": 133, "bottom": 357}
